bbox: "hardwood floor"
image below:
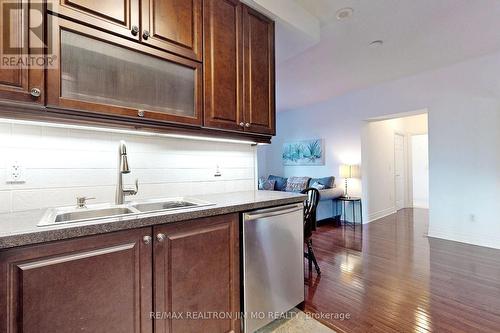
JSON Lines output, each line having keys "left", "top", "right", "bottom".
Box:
{"left": 304, "top": 208, "right": 500, "bottom": 333}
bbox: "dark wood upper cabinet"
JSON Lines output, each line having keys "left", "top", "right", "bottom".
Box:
{"left": 47, "top": 17, "right": 203, "bottom": 126}
{"left": 1, "top": 0, "right": 276, "bottom": 141}
{"left": 242, "top": 5, "right": 276, "bottom": 136}
{"left": 0, "top": 228, "right": 153, "bottom": 333}
{"left": 203, "top": 0, "right": 244, "bottom": 132}
{"left": 141, "top": 0, "right": 203, "bottom": 61}
{"left": 0, "top": 0, "right": 44, "bottom": 104}
{"left": 204, "top": 1, "right": 275, "bottom": 136}
{"left": 153, "top": 214, "right": 240, "bottom": 333}
{"left": 48, "top": 0, "right": 141, "bottom": 41}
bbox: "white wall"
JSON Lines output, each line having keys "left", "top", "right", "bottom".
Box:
{"left": 258, "top": 112, "right": 363, "bottom": 197}
{"left": 0, "top": 120, "right": 256, "bottom": 213}
{"left": 258, "top": 50, "right": 500, "bottom": 249}
{"left": 361, "top": 114, "right": 428, "bottom": 222}
{"left": 412, "top": 134, "right": 429, "bottom": 208}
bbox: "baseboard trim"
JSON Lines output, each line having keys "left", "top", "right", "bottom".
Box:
{"left": 412, "top": 201, "right": 429, "bottom": 209}
{"left": 428, "top": 229, "right": 500, "bottom": 250}
{"left": 366, "top": 207, "right": 396, "bottom": 223}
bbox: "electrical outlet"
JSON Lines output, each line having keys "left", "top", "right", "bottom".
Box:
{"left": 214, "top": 165, "right": 222, "bottom": 177}
{"left": 6, "top": 161, "right": 26, "bottom": 183}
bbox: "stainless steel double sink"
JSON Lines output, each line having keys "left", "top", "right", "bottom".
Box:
{"left": 38, "top": 197, "right": 214, "bottom": 227}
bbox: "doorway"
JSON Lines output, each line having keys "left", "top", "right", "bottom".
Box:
{"left": 361, "top": 111, "right": 429, "bottom": 222}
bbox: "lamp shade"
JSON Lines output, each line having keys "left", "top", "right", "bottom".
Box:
{"left": 340, "top": 164, "right": 360, "bottom": 178}
{"left": 339, "top": 164, "right": 352, "bottom": 178}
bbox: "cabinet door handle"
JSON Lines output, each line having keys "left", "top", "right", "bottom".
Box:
{"left": 142, "top": 30, "right": 150, "bottom": 40}
{"left": 239, "top": 122, "right": 245, "bottom": 127}
{"left": 245, "top": 123, "right": 251, "bottom": 128}
{"left": 138, "top": 110, "right": 145, "bottom": 117}
{"left": 156, "top": 233, "right": 166, "bottom": 242}
{"left": 143, "top": 235, "right": 152, "bottom": 245}
{"left": 131, "top": 25, "right": 139, "bottom": 36}
{"left": 30, "top": 88, "right": 41, "bottom": 97}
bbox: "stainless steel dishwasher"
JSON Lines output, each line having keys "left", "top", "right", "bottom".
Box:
{"left": 242, "top": 203, "right": 304, "bottom": 333}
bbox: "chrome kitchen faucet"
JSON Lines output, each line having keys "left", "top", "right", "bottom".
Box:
{"left": 115, "top": 140, "right": 139, "bottom": 205}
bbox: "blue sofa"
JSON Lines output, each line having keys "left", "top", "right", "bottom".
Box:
{"left": 263, "top": 175, "right": 344, "bottom": 221}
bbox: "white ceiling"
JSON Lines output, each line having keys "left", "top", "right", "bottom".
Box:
{"left": 274, "top": 0, "right": 500, "bottom": 111}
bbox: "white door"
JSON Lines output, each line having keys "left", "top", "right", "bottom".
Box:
{"left": 394, "top": 133, "right": 406, "bottom": 210}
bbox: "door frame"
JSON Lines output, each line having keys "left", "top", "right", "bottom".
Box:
{"left": 410, "top": 133, "right": 430, "bottom": 208}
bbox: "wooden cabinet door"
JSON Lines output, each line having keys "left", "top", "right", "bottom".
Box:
{"left": 203, "top": 0, "right": 244, "bottom": 132}
{"left": 48, "top": 0, "right": 140, "bottom": 41}
{"left": 153, "top": 214, "right": 240, "bottom": 333}
{"left": 47, "top": 17, "right": 203, "bottom": 126}
{"left": 141, "top": 0, "right": 202, "bottom": 61}
{"left": 242, "top": 5, "right": 275, "bottom": 135}
{"left": 0, "top": 0, "right": 44, "bottom": 104}
{"left": 0, "top": 228, "right": 153, "bottom": 333}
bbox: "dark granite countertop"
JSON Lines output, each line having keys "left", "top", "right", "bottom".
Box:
{"left": 0, "top": 191, "right": 305, "bottom": 249}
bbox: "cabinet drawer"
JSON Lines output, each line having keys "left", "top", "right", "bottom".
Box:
{"left": 47, "top": 17, "right": 203, "bottom": 126}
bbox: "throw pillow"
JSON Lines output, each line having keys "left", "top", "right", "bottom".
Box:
{"left": 268, "top": 175, "right": 288, "bottom": 191}
{"left": 311, "top": 182, "right": 325, "bottom": 190}
{"left": 285, "top": 176, "right": 311, "bottom": 192}
{"left": 258, "top": 177, "right": 276, "bottom": 191}
{"left": 309, "top": 176, "right": 335, "bottom": 189}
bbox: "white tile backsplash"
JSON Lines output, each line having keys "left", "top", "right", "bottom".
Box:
{"left": 0, "top": 121, "right": 257, "bottom": 212}
{"left": 0, "top": 191, "right": 12, "bottom": 213}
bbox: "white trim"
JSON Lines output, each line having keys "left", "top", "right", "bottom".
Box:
{"left": 365, "top": 109, "right": 428, "bottom": 122}
{"left": 428, "top": 230, "right": 500, "bottom": 250}
{"left": 412, "top": 201, "right": 429, "bottom": 209}
{"left": 366, "top": 206, "right": 396, "bottom": 223}
{"left": 410, "top": 134, "right": 429, "bottom": 209}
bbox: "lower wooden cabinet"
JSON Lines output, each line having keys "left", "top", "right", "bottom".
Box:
{"left": 153, "top": 214, "right": 240, "bottom": 333}
{"left": 0, "top": 214, "right": 240, "bottom": 333}
{"left": 0, "top": 227, "right": 153, "bottom": 333}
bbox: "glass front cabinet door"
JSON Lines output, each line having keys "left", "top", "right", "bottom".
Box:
{"left": 47, "top": 17, "right": 202, "bottom": 126}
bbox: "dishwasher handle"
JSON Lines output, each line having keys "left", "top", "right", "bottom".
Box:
{"left": 244, "top": 204, "right": 303, "bottom": 221}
